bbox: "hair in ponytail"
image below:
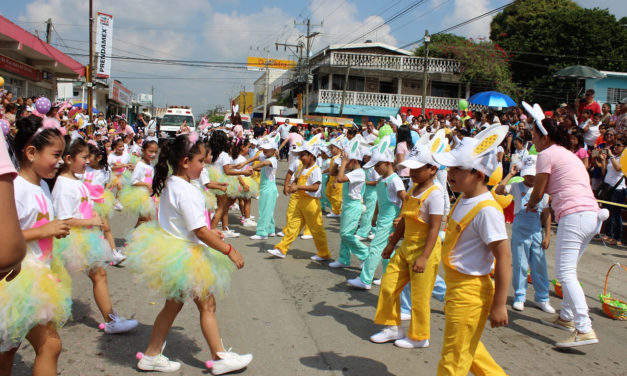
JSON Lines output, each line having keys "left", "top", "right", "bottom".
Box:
{"left": 12, "top": 115, "right": 63, "bottom": 164}
{"left": 152, "top": 134, "right": 203, "bottom": 197}
{"left": 541, "top": 118, "right": 571, "bottom": 150}
{"left": 88, "top": 142, "right": 108, "bottom": 170}
{"left": 208, "top": 131, "right": 229, "bottom": 163}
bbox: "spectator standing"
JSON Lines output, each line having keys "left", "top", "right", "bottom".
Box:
{"left": 576, "top": 89, "right": 601, "bottom": 123}
{"left": 600, "top": 139, "right": 625, "bottom": 246}
{"left": 277, "top": 120, "right": 291, "bottom": 160}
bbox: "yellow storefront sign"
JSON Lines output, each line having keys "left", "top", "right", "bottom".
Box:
{"left": 247, "top": 56, "right": 297, "bottom": 71}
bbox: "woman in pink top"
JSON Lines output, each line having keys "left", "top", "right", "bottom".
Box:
{"left": 278, "top": 126, "right": 304, "bottom": 164}
{"left": 527, "top": 117, "right": 607, "bottom": 348}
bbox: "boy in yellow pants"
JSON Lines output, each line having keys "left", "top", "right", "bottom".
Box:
{"left": 325, "top": 136, "right": 344, "bottom": 217}
{"left": 371, "top": 142, "right": 444, "bottom": 349}
{"left": 431, "top": 125, "right": 512, "bottom": 376}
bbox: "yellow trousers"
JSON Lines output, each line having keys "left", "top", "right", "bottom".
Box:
{"left": 283, "top": 194, "right": 311, "bottom": 236}
{"left": 275, "top": 195, "right": 330, "bottom": 258}
{"left": 325, "top": 176, "right": 343, "bottom": 215}
{"left": 437, "top": 266, "right": 506, "bottom": 376}
{"left": 374, "top": 237, "right": 441, "bottom": 340}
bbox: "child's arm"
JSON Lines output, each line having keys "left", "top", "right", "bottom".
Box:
{"left": 252, "top": 159, "right": 272, "bottom": 171}
{"left": 413, "top": 214, "right": 442, "bottom": 273}
{"left": 396, "top": 188, "right": 407, "bottom": 202}
{"left": 237, "top": 176, "right": 250, "bottom": 192}
{"left": 23, "top": 220, "right": 70, "bottom": 242}
{"left": 63, "top": 216, "right": 103, "bottom": 228}
{"left": 541, "top": 205, "right": 552, "bottom": 250}
{"left": 336, "top": 154, "right": 350, "bottom": 183}
{"left": 290, "top": 181, "right": 320, "bottom": 193}
{"left": 224, "top": 164, "right": 253, "bottom": 177}
{"left": 527, "top": 172, "right": 549, "bottom": 212}
{"left": 235, "top": 154, "right": 260, "bottom": 169}
{"left": 495, "top": 165, "right": 517, "bottom": 195}
{"left": 194, "top": 227, "right": 244, "bottom": 269}
{"left": 488, "top": 239, "right": 511, "bottom": 328}
{"left": 365, "top": 180, "right": 377, "bottom": 186}
{"left": 382, "top": 217, "right": 405, "bottom": 259}
{"left": 204, "top": 182, "right": 227, "bottom": 192}
{"left": 283, "top": 170, "right": 294, "bottom": 195}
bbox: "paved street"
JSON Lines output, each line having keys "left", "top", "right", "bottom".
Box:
{"left": 11, "top": 162, "right": 627, "bottom": 376}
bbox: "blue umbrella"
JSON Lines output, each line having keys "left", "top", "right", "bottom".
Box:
{"left": 467, "top": 91, "right": 516, "bottom": 108}
{"left": 72, "top": 103, "right": 99, "bottom": 113}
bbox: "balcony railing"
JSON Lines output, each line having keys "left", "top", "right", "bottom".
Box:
{"left": 312, "top": 52, "right": 461, "bottom": 74}
{"left": 316, "top": 89, "right": 482, "bottom": 111}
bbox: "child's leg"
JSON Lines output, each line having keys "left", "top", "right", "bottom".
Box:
{"left": 360, "top": 219, "right": 395, "bottom": 285}
{"left": 274, "top": 201, "right": 306, "bottom": 254}
{"left": 432, "top": 274, "right": 447, "bottom": 302}
{"left": 102, "top": 218, "right": 116, "bottom": 250}
{"left": 400, "top": 285, "right": 412, "bottom": 315}
{"left": 88, "top": 266, "right": 114, "bottom": 322}
{"left": 374, "top": 250, "right": 409, "bottom": 326}
{"left": 301, "top": 198, "right": 331, "bottom": 258}
{"left": 510, "top": 229, "right": 530, "bottom": 304}
{"left": 407, "top": 243, "right": 441, "bottom": 341}
{"left": 238, "top": 198, "right": 246, "bottom": 218}
{"left": 356, "top": 189, "right": 376, "bottom": 238}
{"left": 221, "top": 198, "right": 236, "bottom": 230}
{"left": 528, "top": 232, "right": 550, "bottom": 303}
{"left": 25, "top": 323, "right": 62, "bottom": 376}
{"left": 145, "top": 299, "right": 184, "bottom": 356}
{"left": 256, "top": 185, "right": 277, "bottom": 236}
{"left": 193, "top": 295, "right": 226, "bottom": 360}
{"left": 211, "top": 195, "right": 228, "bottom": 229}
{"left": 338, "top": 201, "right": 369, "bottom": 264}
{"left": 0, "top": 346, "right": 19, "bottom": 376}
{"left": 244, "top": 199, "right": 251, "bottom": 219}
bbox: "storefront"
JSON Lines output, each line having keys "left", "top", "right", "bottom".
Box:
{"left": 107, "top": 79, "right": 133, "bottom": 119}
{"left": 0, "top": 15, "right": 84, "bottom": 98}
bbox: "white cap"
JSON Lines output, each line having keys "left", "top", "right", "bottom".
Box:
{"left": 399, "top": 144, "right": 438, "bottom": 169}
{"left": 519, "top": 154, "right": 537, "bottom": 177}
{"left": 293, "top": 133, "right": 322, "bottom": 156}
{"left": 329, "top": 135, "right": 345, "bottom": 149}
{"left": 363, "top": 136, "right": 394, "bottom": 169}
{"left": 259, "top": 141, "right": 277, "bottom": 150}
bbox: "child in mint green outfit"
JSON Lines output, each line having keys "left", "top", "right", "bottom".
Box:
{"left": 356, "top": 149, "right": 379, "bottom": 240}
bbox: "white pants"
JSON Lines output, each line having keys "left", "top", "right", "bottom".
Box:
{"left": 554, "top": 210, "right": 603, "bottom": 333}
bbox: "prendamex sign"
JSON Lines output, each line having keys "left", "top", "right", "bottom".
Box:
{"left": 95, "top": 12, "right": 114, "bottom": 79}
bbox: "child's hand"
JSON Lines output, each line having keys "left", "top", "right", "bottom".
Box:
{"left": 91, "top": 215, "right": 104, "bottom": 228}
{"left": 44, "top": 220, "right": 71, "bottom": 239}
{"left": 211, "top": 229, "right": 225, "bottom": 240}
{"left": 242, "top": 170, "right": 253, "bottom": 176}
{"left": 381, "top": 244, "right": 394, "bottom": 259}
{"left": 242, "top": 184, "right": 250, "bottom": 192}
{"left": 489, "top": 304, "right": 508, "bottom": 328}
{"left": 509, "top": 165, "right": 518, "bottom": 175}
{"left": 541, "top": 237, "right": 550, "bottom": 250}
{"left": 393, "top": 216, "right": 401, "bottom": 227}
{"left": 412, "top": 256, "right": 427, "bottom": 273}
{"left": 228, "top": 248, "right": 245, "bottom": 269}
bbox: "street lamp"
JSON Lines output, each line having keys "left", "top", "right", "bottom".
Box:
{"left": 421, "top": 30, "right": 430, "bottom": 117}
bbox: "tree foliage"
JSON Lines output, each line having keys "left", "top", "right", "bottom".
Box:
{"left": 490, "top": 0, "right": 627, "bottom": 106}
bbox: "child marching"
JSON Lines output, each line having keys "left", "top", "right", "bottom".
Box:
{"left": 118, "top": 140, "right": 159, "bottom": 224}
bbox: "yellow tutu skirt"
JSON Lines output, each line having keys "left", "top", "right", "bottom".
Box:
{"left": 0, "top": 256, "right": 72, "bottom": 351}
{"left": 109, "top": 170, "right": 132, "bottom": 188}
{"left": 53, "top": 227, "right": 113, "bottom": 273}
{"left": 118, "top": 186, "right": 157, "bottom": 218}
{"left": 125, "top": 222, "right": 236, "bottom": 301}
{"left": 206, "top": 166, "right": 238, "bottom": 196}
{"left": 202, "top": 189, "right": 218, "bottom": 211}
{"left": 94, "top": 190, "right": 115, "bottom": 218}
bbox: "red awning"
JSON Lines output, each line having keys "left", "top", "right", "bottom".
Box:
{"left": 0, "top": 15, "right": 85, "bottom": 78}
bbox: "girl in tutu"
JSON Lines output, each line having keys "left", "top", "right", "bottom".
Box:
{"left": 52, "top": 137, "right": 137, "bottom": 334}
{"left": 0, "top": 115, "right": 71, "bottom": 375}
{"left": 191, "top": 142, "right": 229, "bottom": 227}
{"left": 107, "top": 137, "right": 132, "bottom": 203}
{"left": 118, "top": 140, "right": 158, "bottom": 225}
{"left": 230, "top": 139, "right": 259, "bottom": 227}
{"left": 126, "top": 133, "right": 252, "bottom": 374}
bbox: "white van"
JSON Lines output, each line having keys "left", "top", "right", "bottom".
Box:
{"left": 223, "top": 113, "right": 253, "bottom": 136}
{"left": 160, "top": 106, "right": 195, "bottom": 138}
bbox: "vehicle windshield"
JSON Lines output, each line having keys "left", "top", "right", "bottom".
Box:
{"left": 161, "top": 115, "right": 194, "bottom": 127}
{"left": 242, "top": 120, "right": 252, "bottom": 130}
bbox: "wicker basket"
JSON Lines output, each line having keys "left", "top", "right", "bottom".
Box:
{"left": 599, "top": 263, "right": 627, "bottom": 321}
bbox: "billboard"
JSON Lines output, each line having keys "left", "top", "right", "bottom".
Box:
{"left": 95, "top": 13, "right": 114, "bottom": 78}
{"left": 247, "top": 56, "right": 296, "bottom": 71}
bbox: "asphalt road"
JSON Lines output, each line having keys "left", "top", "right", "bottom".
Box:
{"left": 11, "top": 161, "right": 627, "bottom": 375}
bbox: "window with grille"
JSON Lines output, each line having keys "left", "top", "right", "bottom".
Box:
{"left": 607, "top": 88, "right": 627, "bottom": 103}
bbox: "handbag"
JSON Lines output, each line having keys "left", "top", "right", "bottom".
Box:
{"left": 597, "top": 176, "right": 625, "bottom": 201}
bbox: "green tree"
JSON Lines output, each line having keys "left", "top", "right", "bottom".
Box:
{"left": 490, "top": 0, "right": 627, "bottom": 107}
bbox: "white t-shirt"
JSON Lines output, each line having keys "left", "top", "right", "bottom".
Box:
{"left": 505, "top": 182, "right": 549, "bottom": 214}
{"left": 448, "top": 191, "right": 508, "bottom": 276}
{"left": 108, "top": 152, "right": 130, "bottom": 175}
{"left": 604, "top": 157, "right": 626, "bottom": 189}
{"left": 296, "top": 165, "right": 322, "bottom": 198}
{"left": 260, "top": 155, "right": 277, "bottom": 181}
{"left": 366, "top": 167, "right": 380, "bottom": 182}
{"left": 581, "top": 120, "right": 600, "bottom": 146}
{"left": 278, "top": 124, "right": 291, "bottom": 139}
{"left": 385, "top": 174, "right": 405, "bottom": 207}
{"left": 288, "top": 159, "right": 301, "bottom": 183}
{"left": 52, "top": 175, "right": 93, "bottom": 220}
{"left": 199, "top": 168, "right": 211, "bottom": 186}
{"left": 410, "top": 185, "right": 444, "bottom": 223}
{"left": 159, "top": 176, "right": 207, "bottom": 245}
{"left": 212, "top": 151, "right": 232, "bottom": 172}
{"left": 362, "top": 131, "right": 377, "bottom": 144}
{"left": 83, "top": 166, "right": 110, "bottom": 188}
{"left": 345, "top": 168, "right": 365, "bottom": 200}
{"left": 130, "top": 143, "right": 142, "bottom": 157}
{"left": 131, "top": 161, "right": 154, "bottom": 185}
{"left": 14, "top": 176, "right": 56, "bottom": 266}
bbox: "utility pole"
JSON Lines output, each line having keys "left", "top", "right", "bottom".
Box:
{"left": 339, "top": 65, "right": 351, "bottom": 117}
{"left": 295, "top": 19, "right": 321, "bottom": 116}
{"left": 421, "top": 29, "right": 430, "bottom": 117}
{"left": 276, "top": 41, "right": 304, "bottom": 117}
{"left": 151, "top": 85, "right": 154, "bottom": 117}
{"left": 87, "top": 0, "right": 94, "bottom": 134}
{"left": 262, "top": 48, "right": 270, "bottom": 121}
{"left": 242, "top": 85, "right": 246, "bottom": 114}
{"left": 45, "top": 19, "right": 52, "bottom": 44}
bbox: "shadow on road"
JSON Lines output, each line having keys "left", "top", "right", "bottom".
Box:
{"left": 300, "top": 351, "right": 395, "bottom": 375}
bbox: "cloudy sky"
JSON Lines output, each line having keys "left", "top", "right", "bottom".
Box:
{"left": 2, "top": 0, "right": 624, "bottom": 114}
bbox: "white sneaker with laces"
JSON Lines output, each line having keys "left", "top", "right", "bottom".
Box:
{"left": 113, "top": 202, "right": 124, "bottom": 211}
{"left": 268, "top": 233, "right": 276, "bottom": 237}
{"left": 347, "top": 277, "right": 371, "bottom": 290}
{"left": 394, "top": 337, "right": 429, "bottom": 349}
{"left": 329, "top": 260, "right": 350, "bottom": 268}
{"left": 300, "top": 234, "right": 313, "bottom": 240}
{"left": 400, "top": 312, "right": 411, "bottom": 321}
{"left": 512, "top": 301, "right": 525, "bottom": 311}
{"left": 310, "top": 255, "right": 331, "bottom": 261}
{"left": 370, "top": 326, "right": 404, "bottom": 343}
{"left": 326, "top": 212, "right": 340, "bottom": 218}
{"left": 111, "top": 249, "right": 127, "bottom": 266}
{"left": 277, "top": 231, "right": 285, "bottom": 237}
{"left": 223, "top": 229, "right": 240, "bottom": 238}
{"left": 243, "top": 218, "right": 257, "bottom": 227}
{"left": 354, "top": 234, "right": 366, "bottom": 241}
{"left": 210, "top": 350, "right": 253, "bottom": 375}
{"left": 104, "top": 310, "right": 138, "bottom": 334}
{"left": 138, "top": 354, "right": 181, "bottom": 372}
{"left": 372, "top": 278, "right": 381, "bottom": 286}
{"left": 249, "top": 235, "right": 267, "bottom": 240}
{"left": 367, "top": 233, "right": 375, "bottom": 240}
{"left": 267, "top": 248, "right": 286, "bottom": 259}
{"left": 534, "top": 301, "right": 556, "bottom": 314}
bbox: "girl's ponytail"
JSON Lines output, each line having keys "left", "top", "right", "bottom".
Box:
{"left": 152, "top": 139, "right": 171, "bottom": 197}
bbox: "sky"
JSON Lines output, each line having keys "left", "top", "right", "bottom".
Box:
{"left": 1, "top": 0, "right": 624, "bottom": 115}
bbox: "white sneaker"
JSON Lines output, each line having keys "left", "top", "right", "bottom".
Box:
{"left": 104, "top": 310, "right": 138, "bottom": 334}
{"left": 355, "top": 234, "right": 366, "bottom": 241}
{"left": 400, "top": 312, "right": 411, "bottom": 321}
{"left": 138, "top": 354, "right": 181, "bottom": 372}
{"left": 113, "top": 202, "right": 124, "bottom": 211}
{"left": 347, "top": 277, "right": 371, "bottom": 290}
{"left": 111, "top": 249, "right": 127, "bottom": 266}
{"left": 329, "top": 260, "right": 350, "bottom": 268}
{"left": 512, "top": 301, "right": 525, "bottom": 311}
{"left": 394, "top": 337, "right": 429, "bottom": 349}
{"left": 210, "top": 350, "right": 253, "bottom": 375}
{"left": 370, "top": 326, "right": 404, "bottom": 343}
{"left": 249, "top": 235, "right": 267, "bottom": 240}
{"left": 372, "top": 278, "right": 381, "bottom": 286}
{"left": 310, "top": 255, "right": 331, "bottom": 261}
{"left": 230, "top": 203, "right": 240, "bottom": 212}
{"left": 326, "top": 212, "right": 340, "bottom": 218}
{"left": 243, "top": 218, "right": 257, "bottom": 227}
{"left": 300, "top": 234, "right": 313, "bottom": 240}
{"left": 367, "top": 233, "right": 375, "bottom": 240}
{"left": 277, "top": 231, "right": 285, "bottom": 237}
{"left": 534, "top": 301, "right": 556, "bottom": 314}
{"left": 268, "top": 233, "right": 276, "bottom": 237}
{"left": 223, "top": 229, "right": 240, "bottom": 238}
{"left": 267, "top": 248, "right": 286, "bottom": 259}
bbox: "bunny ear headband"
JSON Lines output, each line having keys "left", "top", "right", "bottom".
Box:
{"left": 522, "top": 101, "right": 547, "bottom": 136}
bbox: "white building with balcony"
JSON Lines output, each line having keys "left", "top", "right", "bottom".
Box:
{"left": 302, "top": 41, "right": 475, "bottom": 124}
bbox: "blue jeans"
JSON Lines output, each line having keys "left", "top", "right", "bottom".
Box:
{"left": 605, "top": 188, "right": 625, "bottom": 241}
{"left": 401, "top": 274, "right": 447, "bottom": 315}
